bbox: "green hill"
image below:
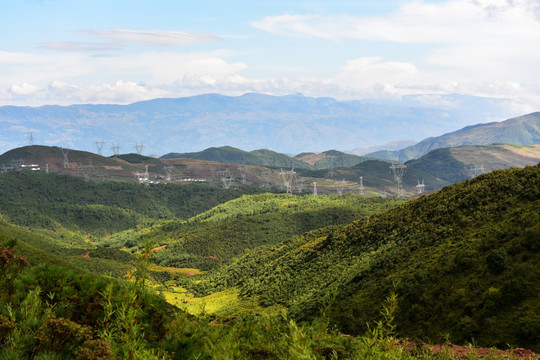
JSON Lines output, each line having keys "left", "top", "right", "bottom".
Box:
{"left": 161, "top": 146, "right": 314, "bottom": 169}
{"left": 295, "top": 150, "right": 369, "bottom": 169}
{"left": 189, "top": 164, "right": 540, "bottom": 350}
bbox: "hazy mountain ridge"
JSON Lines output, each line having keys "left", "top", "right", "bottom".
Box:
{"left": 368, "top": 112, "right": 540, "bottom": 161}
{"left": 0, "top": 93, "right": 518, "bottom": 156}
{"left": 406, "top": 143, "right": 540, "bottom": 184}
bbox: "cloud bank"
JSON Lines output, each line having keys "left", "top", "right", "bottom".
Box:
{"left": 1, "top": 0, "right": 539, "bottom": 117}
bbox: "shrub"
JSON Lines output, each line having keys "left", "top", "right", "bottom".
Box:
{"left": 486, "top": 248, "right": 507, "bottom": 274}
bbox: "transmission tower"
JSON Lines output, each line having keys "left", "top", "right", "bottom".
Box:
{"left": 134, "top": 142, "right": 145, "bottom": 155}
{"left": 390, "top": 163, "right": 407, "bottom": 198}
{"left": 294, "top": 177, "right": 305, "bottom": 193}
{"left": 279, "top": 168, "right": 296, "bottom": 194}
{"left": 334, "top": 179, "right": 345, "bottom": 196}
{"left": 217, "top": 169, "right": 233, "bottom": 189}
{"left": 27, "top": 132, "right": 34, "bottom": 146}
{"left": 95, "top": 140, "right": 105, "bottom": 156}
{"left": 469, "top": 164, "right": 485, "bottom": 178}
{"left": 358, "top": 176, "right": 364, "bottom": 196}
{"left": 415, "top": 179, "right": 425, "bottom": 194}
{"left": 143, "top": 165, "right": 149, "bottom": 180}
{"left": 313, "top": 182, "right": 318, "bottom": 196}
{"left": 326, "top": 156, "right": 335, "bottom": 177}
{"left": 164, "top": 165, "right": 173, "bottom": 181}
{"left": 61, "top": 148, "right": 70, "bottom": 168}
{"left": 261, "top": 169, "right": 271, "bottom": 188}
{"left": 11, "top": 159, "right": 23, "bottom": 170}
{"left": 78, "top": 162, "right": 94, "bottom": 181}
{"left": 135, "top": 165, "right": 150, "bottom": 186}
{"left": 111, "top": 143, "right": 120, "bottom": 156}
{"left": 238, "top": 166, "right": 247, "bottom": 184}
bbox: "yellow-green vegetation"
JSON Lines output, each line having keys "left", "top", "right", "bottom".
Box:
{"left": 161, "top": 285, "right": 283, "bottom": 319}
{"left": 102, "top": 193, "right": 405, "bottom": 270}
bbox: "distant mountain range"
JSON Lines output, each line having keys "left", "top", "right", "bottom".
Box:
{"left": 0, "top": 92, "right": 520, "bottom": 156}
{"left": 367, "top": 112, "right": 540, "bottom": 161}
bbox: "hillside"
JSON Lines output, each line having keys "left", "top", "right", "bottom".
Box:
{"left": 100, "top": 194, "right": 405, "bottom": 270}
{"left": 295, "top": 149, "right": 369, "bottom": 169}
{"left": 0, "top": 171, "right": 263, "bottom": 236}
{"left": 298, "top": 159, "right": 450, "bottom": 194}
{"left": 188, "top": 164, "right": 540, "bottom": 351}
{"left": 0, "top": 145, "right": 175, "bottom": 182}
{"left": 367, "top": 112, "right": 540, "bottom": 161}
{"left": 407, "top": 143, "right": 540, "bottom": 183}
{"left": 162, "top": 145, "right": 313, "bottom": 169}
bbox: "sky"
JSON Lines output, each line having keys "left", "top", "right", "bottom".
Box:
{"left": 1, "top": 0, "right": 540, "bottom": 115}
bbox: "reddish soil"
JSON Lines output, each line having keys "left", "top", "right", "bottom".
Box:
{"left": 430, "top": 344, "right": 538, "bottom": 359}
{"left": 392, "top": 340, "right": 538, "bottom": 359}
{"left": 295, "top": 153, "right": 327, "bottom": 166}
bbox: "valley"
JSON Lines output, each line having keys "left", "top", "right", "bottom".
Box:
{"left": 0, "top": 139, "right": 539, "bottom": 358}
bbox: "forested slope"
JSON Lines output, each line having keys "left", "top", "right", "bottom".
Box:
{"left": 189, "top": 164, "right": 540, "bottom": 350}
{"left": 101, "top": 194, "right": 405, "bottom": 270}
{"left": 0, "top": 171, "right": 263, "bottom": 236}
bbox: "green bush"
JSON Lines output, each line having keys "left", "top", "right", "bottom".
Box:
{"left": 486, "top": 248, "right": 508, "bottom": 274}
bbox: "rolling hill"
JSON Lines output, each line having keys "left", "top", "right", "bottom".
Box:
{"left": 0, "top": 170, "right": 263, "bottom": 236}
{"left": 188, "top": 163, "right": 540, "bottom": 350}
{"left": 407, "top": 143, "right": 540, "bottom": 183}
{"left": 162, "top": 145, "right": 314, "bottom": 169}
{"left": 295, "top": 149, "right": 369, "bottom": 169}
{"left": 367, "top": 112, "right": 540, "bottom": 161}
{"left": 100, "top": 193, "right": 404, "bottom": 270}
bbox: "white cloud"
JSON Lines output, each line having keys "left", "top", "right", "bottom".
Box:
{"left": 252, "top": 0, "right": 540, "bottom": 84}
{"left": 0, "top": 48, "right": 247, "bottom": 96}
{"left": 40, "top": 41, "right": 122, "bottom": 52}
{"left": 47, "top": 80, "right": 170, "bottom": 104}
{"left": 8, "top": 83, "right": 42, "bottom": 96}
{"left": 0, "top": 50, "right": 50, "bottom": 64}
{"left": 335, "top": 57, "right": 419, "bottom": 86}
{"left": 72, "top": 28, "right": 220, "bottom": 47}
{"left": 253, "top": 0, "right": 540, "bottom": 44}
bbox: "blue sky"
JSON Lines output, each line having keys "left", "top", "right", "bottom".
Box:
{"left": 1, "top": 0, "right": 540, "bottom": 115}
